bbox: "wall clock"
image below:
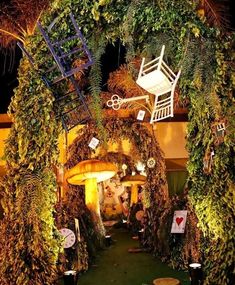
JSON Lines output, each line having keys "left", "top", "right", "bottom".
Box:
{"left": 59, "top": 228, "right": 76, "bottom": 248}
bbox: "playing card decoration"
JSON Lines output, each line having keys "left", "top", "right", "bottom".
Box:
{"left": 88, "top": 137, "right": 99, "bottom": 149}
{"left": 171, "top": 210, "right": 187, "bottom": 233}
{"left": 137, "top": 110, "right": 146, "bottom": 121}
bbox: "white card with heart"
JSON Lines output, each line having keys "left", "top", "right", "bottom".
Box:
{"left": 88, "top": 137, "right": 99, "bottom": 149}
{"left": 171, "top": 210, "right": 187, "bottom": 233}
{"left": 137, "top": 110, "right": 145, "bottom": 121}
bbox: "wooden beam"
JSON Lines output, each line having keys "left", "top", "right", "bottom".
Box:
{"left": 0, "top": 114, "right": 12, "bottom": 128}
{"left": 0, "top": 107, "right": 188, "bottom": 129}
{"left": 103, "top": 108, "right": 188, "bottom": 122}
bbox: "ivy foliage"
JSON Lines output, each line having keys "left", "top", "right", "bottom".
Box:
{"left": 0, "top": 0, "right": 234, "bottom": 284}
{"left": 0, "top": 39, "right": 62, "bottom": 285}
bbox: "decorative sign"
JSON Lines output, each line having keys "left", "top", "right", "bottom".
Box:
{"left": 74, "top": 218, "right": 81, "bottom": 242}
{"left": 88, "top": 137, "right": 99, "bottom": 149}
{"left": 171, "top": 210, "right": 187, "bottom": 233}
{"left": 137, "top": 110, "right": 146, "bottom": 121}
{"left": 211, "top": 120, "right": 226, "bottom": 146}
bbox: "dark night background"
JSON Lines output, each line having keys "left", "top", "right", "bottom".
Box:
{"left": 0, "top": 2, "right": 234, "bottom": 114}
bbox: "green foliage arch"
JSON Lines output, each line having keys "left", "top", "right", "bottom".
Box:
{"left": 0, "top": 0, "right": 234, "bottom": 284}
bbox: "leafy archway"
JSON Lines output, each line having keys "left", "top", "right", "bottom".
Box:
{"left": 66, "top": 118, "right": 168, "bottom": 251}
{"left": 0, "top": 0, "right": 234, "bottom": 284}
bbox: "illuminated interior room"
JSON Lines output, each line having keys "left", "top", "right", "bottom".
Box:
{"left": 0, "top": 1, "right": 234, "bottom": 285}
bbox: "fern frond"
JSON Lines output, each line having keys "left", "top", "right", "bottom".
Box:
{"left": 89, "top": 34, "right": 107, "bottom": 143}
{"left": 107, "top": 64, "right": 144, "bottom": 98}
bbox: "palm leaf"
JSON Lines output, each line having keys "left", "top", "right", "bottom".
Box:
{"left": 0, "top": 0, "right": 49, "bottom": 46}
{"left": 203, "top": 0, "right": 231, "bottom": 30}
{"left": 107, "top": 63, "right": 147, "bottom": 98}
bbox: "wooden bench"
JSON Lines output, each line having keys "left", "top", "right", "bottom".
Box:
{"left": 153, "top": 277, "right": 181, "bottom": 285}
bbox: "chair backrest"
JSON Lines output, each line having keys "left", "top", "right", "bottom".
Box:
{"left": 150, "top": 69, "right": 181, "bottom": 123}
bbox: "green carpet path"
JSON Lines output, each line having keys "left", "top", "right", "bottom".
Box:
{"left": 75, "top": 227, "right": 190, "bottom": 285}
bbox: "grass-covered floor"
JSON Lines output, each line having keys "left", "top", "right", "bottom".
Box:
{"left": 73, "top": 226, "right": 190, "bottom": 285}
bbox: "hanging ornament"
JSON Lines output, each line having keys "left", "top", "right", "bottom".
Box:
{"left": 211, "top": 119, "right": 226, "bottom": 146}
{"left": 137, "top": 110, "right": 146, "bottom": 121}
{"left": 203, "top": 147, "right": 215, "bottom": 175}
{"left": 147, "top": 157, "right": 156, "bottom": 168}
{"left": 122, "top": 164, "right": 127, "bottom": 176}
{"left": 88, "top": 137, "right": 99, "bottom": 149}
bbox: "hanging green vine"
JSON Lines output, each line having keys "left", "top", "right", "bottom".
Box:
{"left": 0, "top": 59, "right": 62, "bottom": 284}
{"left": 0, "top": 0, "right": 234, "bottom": 284}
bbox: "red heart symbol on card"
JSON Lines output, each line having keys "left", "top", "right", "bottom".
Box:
{"left": 176, "top": 217, "right": 183, "bottom": 226}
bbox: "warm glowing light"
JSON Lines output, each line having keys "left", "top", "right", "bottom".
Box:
{"left": 66, "top": 159, "right": 117, "bottom": 215}
{"left": 121, "top": 174, "right": 146, "bottom": 206}
{"left": 131, "top": 184, "right": 138, "bottom": 205}
{"left": 136, "top": 161, "right": 145, "bottom": 172}
{"left": 85, "top": 178, "right": 100, "bottom": 214}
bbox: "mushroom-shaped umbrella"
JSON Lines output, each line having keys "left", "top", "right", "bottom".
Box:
{"left": 66, "top": 159, "right": 117, "bottom": 215}
{"left": 121, "top": 174, "right": 146, "bottom": 206}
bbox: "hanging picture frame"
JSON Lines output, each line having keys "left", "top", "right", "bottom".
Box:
{"left": 211, "top": 119, "right": 226, "bottom": 146}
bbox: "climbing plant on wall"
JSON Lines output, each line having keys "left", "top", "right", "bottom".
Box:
{"left": 0, "top": 61, "right": 62, "bottom": 284}
{"left": 0, "top": 0, "right": 234, "bottom": 284}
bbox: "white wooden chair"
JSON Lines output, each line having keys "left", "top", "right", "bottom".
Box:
{"left": 136, "top": 45, "right": 181, "bottom": 122}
